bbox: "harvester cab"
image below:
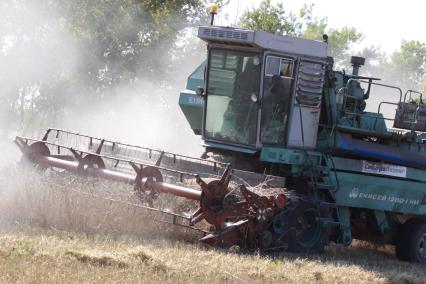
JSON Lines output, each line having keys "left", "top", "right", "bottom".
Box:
{"left": 179, "top": 26, "right": 327, "bottom": 154}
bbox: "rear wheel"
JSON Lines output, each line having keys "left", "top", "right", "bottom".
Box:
{"left": 396, "top": 218, "right": 426, "bottom": 263}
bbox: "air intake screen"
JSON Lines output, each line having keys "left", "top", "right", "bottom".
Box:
{"left": 202, "top": 28, "right": 249, "bottom": 41}
{"left": 296, "top": 61, "right": 325, "bottom": 107}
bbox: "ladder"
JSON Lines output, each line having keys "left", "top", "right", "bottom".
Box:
{"left": 305, "top": 153, "right": 351, "bottom": 246}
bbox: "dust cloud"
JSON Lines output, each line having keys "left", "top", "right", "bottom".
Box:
{"left": 0, "top": 1, "right": 205, "bottom": 167}
{"left": 54, "top": 80, "right": 204, "bottom": 157}
{"left": 0, "top": 1, "right": 205, "bottom": 230}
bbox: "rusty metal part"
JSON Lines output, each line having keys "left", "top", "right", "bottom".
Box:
{"left": 15, "top": 138, "right": 202, "bottom": 201}
{"left": 200, "top": 220, "right": 249, "bottom": 247}
{"left": 15, "top": 131, "right": 291, "bottom": 250}
{"left": 274, "top": 194, "right": 287, "bottom": 209}
{"left": 15, "top": 137, "right": 205, "bottom": 201}
{"left": 77, "top": 154, "right": 106, "bottom": 173}
{"left": 40, "top": 128, "right": 228, "bottom": 176}
{"left": 133, "top": 164, "right": 164, "bottom": 203}
{"left": 192, "top": 180, "right": 289, "bottom": 248}
{"left": 191, "top": 166, "right": 247, "bottom": 230}
{"left": 21, "top": 141, "right": 51, "bottom": 169}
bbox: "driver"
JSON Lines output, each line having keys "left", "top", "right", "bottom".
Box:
{"left": 261, "top": 72, "right": 291, "bottom": 144}
{"left": 221, "top": 57, "right": 260, "bottom": 144}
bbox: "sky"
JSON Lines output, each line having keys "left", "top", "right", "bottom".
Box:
{"left": 218, "top": 0, "right": 426, "bottom": 54}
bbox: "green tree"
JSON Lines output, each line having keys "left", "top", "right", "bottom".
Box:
{"left": 239, "top": 0, "right": 306, "bottom": 36}
{"left": 326, "top": 27, "right": 363, "bottom": 67}
{"left": 387, "top": 40, "right": 426, "bottom": 90}
{"left": 0, "top": 0, "right": 66, "bottom": 135}
{"left": 239, "top": 1, "right": 363, "bottom": 67}
{"left": 421, "top": 77, "right": 426, "bottom": 93}
{"left": 0, "top": 0, "right": 211, "bottom": 136}
{"left": 57, "top": 0, "right": 208, "bottom": 90}
{"left": 355, "top": 46, "right": 388, "bottom": 78}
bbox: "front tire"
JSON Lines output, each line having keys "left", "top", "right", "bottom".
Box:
{"left": 283, "top": 197, "right": 330, "bottom": 253}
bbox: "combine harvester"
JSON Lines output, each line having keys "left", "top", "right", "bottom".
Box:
{"left": 15, "top": 6, "right": 426, "bottom": 263}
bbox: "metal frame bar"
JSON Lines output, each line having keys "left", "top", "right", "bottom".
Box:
{"left": 43, "top": 128, "right": 227, "bottom": 170}
{"left": 16, "top": 136, "right": 219, "bottom": 182}
{"left": 345, "top": 79, "right": 402, "bottom": 102}
{"left": 404, "top": 90, "right": 423, "bottom": 103}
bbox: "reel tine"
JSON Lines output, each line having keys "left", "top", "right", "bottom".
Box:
{"left": 155, "top": 151, "right": 165, "bottom": 166}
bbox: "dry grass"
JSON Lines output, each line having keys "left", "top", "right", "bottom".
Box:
{"left": 0, "top": 228, "right": 424, "bottom": 283}
{"left": 0, "top": 165, "right": 200, "bottom": 240}
{"left": 0, "top": 166, "right": 425, "bottom": 283}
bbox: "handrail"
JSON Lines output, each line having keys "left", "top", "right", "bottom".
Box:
{"left": 345, "top": 79, "right": 403, "bottom": 102}
{"left": 377, "top": 101, "right": 399, "bottom": 117}
{"left": 404, "top": 90, "right": 423, "bottom": 103}
{"left": 373, "top": 101, "right": 399, "bottom": 130}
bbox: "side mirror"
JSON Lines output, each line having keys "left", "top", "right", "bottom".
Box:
{"left": 195, "top": 87, "right": 205, "bottom": 96}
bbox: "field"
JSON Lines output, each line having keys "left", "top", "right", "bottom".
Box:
{"left": 0, "top": 166, "right": 425, "bottom": 284}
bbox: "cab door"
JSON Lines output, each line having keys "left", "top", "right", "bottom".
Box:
{"left": 260, "top": 55, "right": 295, "bottom": 145}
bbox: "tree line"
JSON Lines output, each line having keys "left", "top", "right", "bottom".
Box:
{"left": 240, "top": 0, "right": 426, "bottom": 92}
